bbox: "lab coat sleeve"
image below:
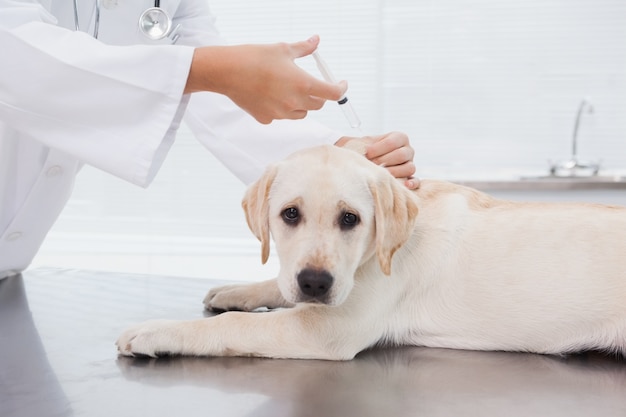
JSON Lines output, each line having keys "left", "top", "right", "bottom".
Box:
{"left": 0, "top": 4, "right": 194, "bottom": 187}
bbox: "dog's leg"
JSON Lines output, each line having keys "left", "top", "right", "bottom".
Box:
{"left": 116, "top": 304, "right": 382, "bottom": 360}
{"left": 203, "top": 278, "right": 294, "bottom": 312}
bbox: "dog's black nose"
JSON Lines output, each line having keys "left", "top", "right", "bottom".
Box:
{"left": 297, "top": 269, "right": 333, "bottom": 298}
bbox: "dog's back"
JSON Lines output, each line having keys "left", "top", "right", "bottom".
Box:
{"left": 395, "top": 180, "right": 626, "bottom": 355}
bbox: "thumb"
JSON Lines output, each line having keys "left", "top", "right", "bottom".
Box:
{"left": 289, "top": 35, "right": 320, "bottom": 59}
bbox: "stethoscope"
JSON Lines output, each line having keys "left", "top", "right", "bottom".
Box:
{"left": 72, "top": 0, "right": 179, "bottom": 42}
{"left": 138, "top": 1, "right": 175, "bottom": 41}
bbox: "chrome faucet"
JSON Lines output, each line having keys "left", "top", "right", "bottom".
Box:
{"left": 549, "top": 98, "right": 600, "bottom": 177}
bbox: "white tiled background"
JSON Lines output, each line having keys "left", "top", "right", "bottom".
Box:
{"left": 32, "top": 0, "right": 626, "bottom": 280}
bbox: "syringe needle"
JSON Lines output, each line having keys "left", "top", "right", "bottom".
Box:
{"left": 312, "top": 51, "right": 362, "bottom": 129}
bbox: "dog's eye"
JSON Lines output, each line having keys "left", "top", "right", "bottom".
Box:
{"left": 282, "top": 207, "right": 300, "bottom": 225}
{"left": 340, "top": 212, "right": 360, "bottom": 230}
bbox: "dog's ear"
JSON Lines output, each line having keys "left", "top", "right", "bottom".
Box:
{"left": 369, "top": 176, "right": 419, "bottom": 275}
{"left": 242, "top": 165, "right": 278, "bottom": 264}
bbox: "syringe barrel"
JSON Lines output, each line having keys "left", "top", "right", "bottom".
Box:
{"left": 339, "top": 99, "right": 361, "bottom": 129}
{"left": 313, "top": 50, "right": 362, "bottom": 130}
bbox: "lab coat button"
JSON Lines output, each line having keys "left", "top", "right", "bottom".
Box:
{"left": 46, "top": 166, "right": 63, "bottom": 177}
{"left": 6, "top": 232, "right": 22, "bottom": 242}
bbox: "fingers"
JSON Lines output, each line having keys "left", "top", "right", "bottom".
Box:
{"left": 251, "top": 94, "right": 327, "bottom": 124}
{"left": 384, "top": 161, "right": 417, "bottom": 181}
{"left": 343, "top": 132, "right": 419, "bottom": 189}
{"left": 405, "top": 177, "right": 420, "bottom": 190}
{"left": 256, "top": 36, "right": 345, "bottom": 121}
{"left": 254, "top": 110, "right": 307, "bottom": 124}
{"left": 365, "top": 133, "right": 415, "bottom": 178}
{"left": 307, "top": 78, "right": 346, "bottom": 102}
{"left": 365, "top": 132, "right": 413, "bottom": 163}
{"left": 335, "top": 133, "right": 419, "bottom": 189}
{"left": 289, "top": 36, "right": 347, "bottom": 101}
{"left": 289, "top": 35, "right": 320, "bottom": 59}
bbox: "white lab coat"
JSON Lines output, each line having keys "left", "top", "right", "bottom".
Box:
{"left": 0, "top": 0, "right": 341, "bottom": 278}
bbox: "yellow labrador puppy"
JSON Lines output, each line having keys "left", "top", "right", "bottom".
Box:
{"left": 117, "top": 145, "right": 626, "bottom": 359}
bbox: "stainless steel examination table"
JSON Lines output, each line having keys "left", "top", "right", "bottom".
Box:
{"left": 2, "top": 268, "right": 625, "bottom": 417}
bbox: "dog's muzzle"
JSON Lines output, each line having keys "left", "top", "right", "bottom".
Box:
{"left": 296, "top": 268, "right": 334, "bottom": 303}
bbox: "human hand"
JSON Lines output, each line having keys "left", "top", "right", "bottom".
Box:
{"left": 185, "top": 35, "right": 346, "bottom": 124}
{"left": 336, "top": 132, "right": 419, "bottom": 190}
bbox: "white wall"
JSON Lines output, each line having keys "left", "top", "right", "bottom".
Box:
{"left": 379, "top": 0, "right": 626, "bottom": 177}
{"left": 32, "top": 0, "right": 626, "bottom": 279}
{"left": 211, "top": 0, "right": 626, "bottom": 176}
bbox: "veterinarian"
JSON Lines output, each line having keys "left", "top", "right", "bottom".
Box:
{"left": 0, "top": 0, "right": 417, "bottom": 279}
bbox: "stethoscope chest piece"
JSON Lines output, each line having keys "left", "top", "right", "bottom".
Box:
{"left": 139, "top": 6, "right": 172, "bottom": 40}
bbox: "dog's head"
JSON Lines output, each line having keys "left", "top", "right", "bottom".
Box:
{"left": 242, "top": 145, "right": 419, "bottom": 306}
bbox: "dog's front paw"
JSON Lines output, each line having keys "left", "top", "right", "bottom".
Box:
{"left": 116, "top": 319, "right": 182, "bottom": 357}
{"left": 203, "top": 284, "right": 260, "bottom": 312}
{"left": 203, "top": 279, "right": 292, "bottom": 313}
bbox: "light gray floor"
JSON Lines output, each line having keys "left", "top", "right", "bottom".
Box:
{"left": 2, "top": 268, "right": 626, "bottom": 417}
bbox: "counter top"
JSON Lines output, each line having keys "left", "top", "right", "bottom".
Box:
{"left": 2, "top": 268, "right": 626, "bottom": 417}
{"left": 449, "top": 176, "right": 626, "bottom": 191}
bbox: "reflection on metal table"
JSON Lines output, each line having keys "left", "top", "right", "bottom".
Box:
{"left": 1, "top": 268, "right": 626, "bottom": 417}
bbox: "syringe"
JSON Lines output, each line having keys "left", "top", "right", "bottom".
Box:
{"left": 312, "top": 51, "right": 362, "bottom": 130}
